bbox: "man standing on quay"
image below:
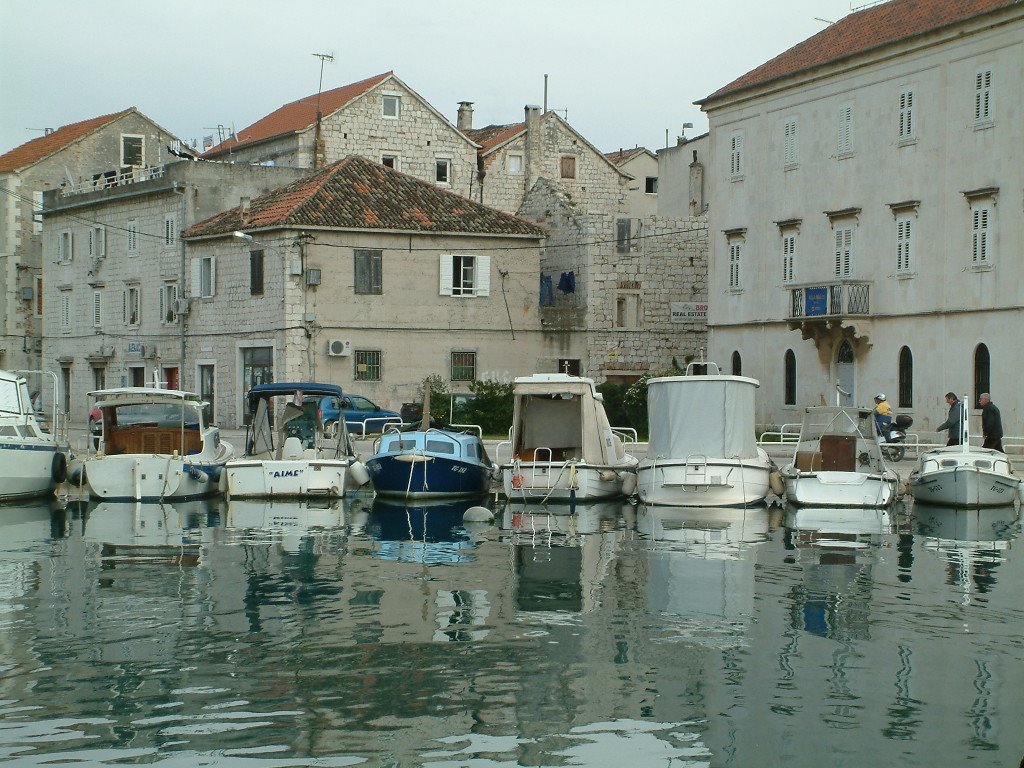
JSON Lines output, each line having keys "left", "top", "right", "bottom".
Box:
{"left": 979, "top": 393, "right": 1003, "bottom": 452}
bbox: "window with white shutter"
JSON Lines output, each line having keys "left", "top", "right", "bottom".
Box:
{"left": 727, "top": 238, "right": 743, "bottom": 289}
{"left": 123, "top": 286, "right": 140, "bottom": 326}
{"left": 838, "top": 105, "right": 854, "bottom": 155}
{"left": 898, "top": 89, "right": 915, "bottom": 140}
{"left": 127, "top": 220, "right": 138, "bottom": 255}
{"left": 89, "top": 226, "right": 106, "bottom": 258}
{"left": 974, "top": 68, "right": 992, "bottom": 123}
{"left": 971, "top": 205, "right": 992, "bottom": 264}
{"left": 60, "top": 292, "right": 71, "bottom": 331}
{"left": 896, "top": 216, "right": 913, "bottom": 273}
{"left": 163, "top": 215, "right": 177, "bottom": 247}
{"left": 783, "top": 119, "right": 798, "bottom": 167}
{"left": 729, "top": 132, "right": 744, "bottom": 179}
{"left": 160, "top": 283, "right": 178, "bottom": 324}
{"left": 782, "top": 234, "right": 796, "bottom": 284}
{"left": 93, "top": 291, "right": 102, "bottom": 328}
{"left": 834, "top": 227, "right": 854, "bottom": 277}
{"left": 439, "top": 254, "right": 489, "bottom": 297}
{"left": 192, "top": 256, "right": 216, "bottom": 298}
{"left": 58, "top": 230, "right": 73, "bottom": 263}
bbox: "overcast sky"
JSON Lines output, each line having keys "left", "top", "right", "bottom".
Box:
{"left": 1, "top": 0, "right": 856, "bottom": 157}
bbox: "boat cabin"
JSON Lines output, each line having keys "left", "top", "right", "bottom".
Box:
{"left": 377, "top": 429, "right": 488, "bottom": 463}
{"left": 244, "top": 383, "right": 351, "bottom": 460}
{"left": 792, "top": 406, "right": 885, "bottom": 474}
{"left": 91, "top": 388, "right": 207, "bottom": 456}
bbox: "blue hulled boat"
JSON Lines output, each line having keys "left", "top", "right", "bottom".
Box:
{"left": 366, "top": 427, "right": 495, "bottom": 499}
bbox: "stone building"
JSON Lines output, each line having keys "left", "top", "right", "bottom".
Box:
{"left": 0, "top": 108, "right": 177, "bottom": 373}
{"left": 203, "top": 71, "right": 480, "bottom": 196}
{"left": 657, "top": 132, "right": 708, "bottom": 220}
{"left": 40, "top": 161, "right": 308, "bottom": 421}
{"left": 698, "top": 0, "right": 1024, "bottom": 433}
{"left": 605, "top": 147, "right": 659, "bottom": 219}
{"left": 181, "top": 155, "right": 547, "bottom": 427}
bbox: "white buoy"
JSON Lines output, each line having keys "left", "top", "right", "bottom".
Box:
{"left": 463, "top": 505, "right": 494, "bottom": 522}
{"left": 349, "top": 460, "right": 370, "bottom": 486}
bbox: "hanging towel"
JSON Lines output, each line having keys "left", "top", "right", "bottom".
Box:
{"left": 557, "top": 271, "right": 576, "bottom": 293}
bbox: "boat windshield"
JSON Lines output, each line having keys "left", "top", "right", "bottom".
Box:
{"left": 108, "top": 401, "right": 202, "bottom": 428}
{"left": 798, "top": 407, "right": 873, "bottom": 441}
{"left": 0, "top": 378, "right": 22, "bottom": 415}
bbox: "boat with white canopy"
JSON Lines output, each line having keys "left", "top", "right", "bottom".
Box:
{"left": 636, "top": 364, "right": 772, "bottom": 507}
{"left": 0, "top": 369, "right": 67, "bottom": 501}
{"left": 499, "top": 374, "right": 637, "bottom": 502}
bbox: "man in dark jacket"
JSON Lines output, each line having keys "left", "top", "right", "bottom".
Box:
{"left": 979, "top": 393, "right": 1003, "bottom": 451}
{"left": 936, "top": 392, "right": 962, "bottom": 446}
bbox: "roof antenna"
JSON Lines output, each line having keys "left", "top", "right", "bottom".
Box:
{"left": 311, "top": 52, "right": 335, "bottom": 169}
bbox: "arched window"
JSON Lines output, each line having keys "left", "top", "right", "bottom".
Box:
{"left": 898, "top": 346, "right": 913, "bottom": 408}
{"left": 974, "top": 343, "right": 990, "bottom": 408}
{"left": 784, "top": 349, "right": 796, "bottom": 405}
{"left": 731, "top": 350, "right": 742, "bottom": 376}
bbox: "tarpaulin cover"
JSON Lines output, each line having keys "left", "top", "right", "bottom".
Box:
{"left": 647, "top": 376, "right": 760, "bottom": 459}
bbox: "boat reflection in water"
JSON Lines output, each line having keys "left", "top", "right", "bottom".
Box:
{"left": 635, "top": 503, "right": 770, "bottom": 646}
{"left": 783, "top": 504, "right": 896, "bottom": 640}
{"left": 364, "top": 495, "right": 487, "bottom": 565}
{"left": 913, "top": 502, "right": 1019, "bottom": 597}
{"left": 82, "top": 499, "right": 221, "bottom": 567}
{"left": 501, "top": 498, "right": 626, "bottom": 614}
{"left": 225, "top": 496, "right": 345, "bottom": 554}
{"left": 0, "top": 499, "right": 68, "bottom": 603}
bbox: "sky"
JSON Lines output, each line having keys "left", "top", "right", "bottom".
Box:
{"left": 0, "top": 0, "right": 856, "bottom": 157}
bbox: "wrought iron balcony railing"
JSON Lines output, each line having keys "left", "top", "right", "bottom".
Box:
{"left": 789, "top": 281, "right": 870, "bottom": 319}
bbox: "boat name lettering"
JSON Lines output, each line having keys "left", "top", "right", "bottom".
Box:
{"left": 270, "top": 469, "right": 302, "bottom": 478}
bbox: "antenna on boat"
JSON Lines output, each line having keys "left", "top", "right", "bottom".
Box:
{"left": 421, "top": 378, "right": 431, "bottom": 431}
{"left": 960, "top": 393, "right": 970, "bottom": 449}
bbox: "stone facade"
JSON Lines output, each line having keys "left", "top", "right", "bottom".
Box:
{"left": 701, "top": 4, "right": 1024, "bottom": 433}
{"left": 657, "top": 133, "right": 708, "bottom": 219}
{"left": 40, "top": 161, "right": 308, "bottom": 422}
{"left": 607, "top": 148, "right": 660, "bottom": 219}
{"left": 0, "top": 109, "right": 175, "bottom": 372}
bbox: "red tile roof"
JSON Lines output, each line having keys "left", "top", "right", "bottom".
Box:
{"left": 463, "top": 123, "right": 526, "bottom": 154}
{"left": 702, "top": 0, "right": 1020, "bottom": 104}
{"left": 0, "top": 109, "right": 134, "bottom": 173}
{"left": 604, "top": 147, "right": 650, "bottom": 165}
{"left": 183, "top": 155, "right": 545, "bottom": 238}
{"left": 204, "top": 72, "right": 393, "bottom": 156}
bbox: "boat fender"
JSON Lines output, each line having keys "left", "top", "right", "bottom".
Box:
{"left": 769, "top": 471, "right": 785, "bottom": 496}
{"left": 51, "top": 452, "right": 68, "bottom": 484}
{"left": 187, "top": 466, "right": 210, "bottom": 483}
{"left": 463, "top": 506, "right": 494, "bottom": 522}
{"left": 599, "top": 469, "right": 617, "bottom": 482}
{"left": 620, "top": 472, "right": 638, "bottom": 496}
{"left": 67, "top": 462, "right": 86, "bottom": 487}
{"left": 349, "top": 460, "right": 370, "bottom": 487}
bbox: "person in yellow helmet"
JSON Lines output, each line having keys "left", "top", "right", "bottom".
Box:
{"left": 873, "top": 393, "right": 892, "bottom": 443}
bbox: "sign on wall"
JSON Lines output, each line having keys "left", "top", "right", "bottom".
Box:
{"left": 805, "top": 287, "right": 828, "bottom": 316}
{"left": 126, "top": 341, "right": 144, "bottom": 355}
{"left": 670, "top": 302, "right": 708, "bottom": 322}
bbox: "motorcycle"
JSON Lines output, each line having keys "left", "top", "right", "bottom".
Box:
{"left": 880, "top": 414, "right": 913, "bottom": 462}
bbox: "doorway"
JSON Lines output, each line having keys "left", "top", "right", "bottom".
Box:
{"left": 241, "top": 347, "right": 274, "bottom": 425}
{"left": 835, "top": 340, "right": 855, "bottom": 406}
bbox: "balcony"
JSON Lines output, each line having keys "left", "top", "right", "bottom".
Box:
{"left": 787, "top": 281, "right": 872, "bottom": 346}
{"left": 61, "top": 165, "right": 167, "bottom": 197}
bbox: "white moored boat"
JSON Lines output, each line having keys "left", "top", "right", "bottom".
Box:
{"left": 226, "top": 383, "right": 368, "bottom": 499}
{"left": 781, "top": 406, "right": 899, "bottom": 508}
{"left": 499, "top": 374, "right": 638, "bottom": 502}
{"left": 84, "top": 388, "right": 233, "bottom": 502}
{"left": 636, "top": 365, "right": 772, "bottom": 507}
{"left": 0, "top": 369, "right": 67, "bottom": 501}
{"left": 908, "top": 394, "right": 1019, "bottom": 507}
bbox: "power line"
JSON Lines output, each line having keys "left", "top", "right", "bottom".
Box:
{"left": 1, "top": 187, "right": 169, "bottom": 244}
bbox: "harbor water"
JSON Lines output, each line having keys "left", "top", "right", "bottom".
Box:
{"left": 0, "top": 494, "right": 1021, "bottom": 766}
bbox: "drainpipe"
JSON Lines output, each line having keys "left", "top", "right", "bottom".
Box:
{"left": 173, "top": 183, "right": 186, "bottom": 389}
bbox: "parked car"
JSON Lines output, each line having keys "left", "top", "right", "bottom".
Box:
{"left": 320, "top": 394, "right": 401, "bottom": 433}
{"left": 89, "top": 405, "right": 102, "bottom": 447}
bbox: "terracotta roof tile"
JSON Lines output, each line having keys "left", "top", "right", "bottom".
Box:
{"left": 204, "top": 72, "right": 393, "bottom": 156}
{"left": 463, "top": 123, "right": 526, "bottom": 154}
{"left": 702, "top": 0, "right": 1020, "bottom": 103}
{"left": 604, "top": 147, "right": 649, "bottom": 165}
{"left": 183, "top": 155, "right": 545, "bottom": 238}
{"left": 0, "top": 109, "right": 134, "bottom": 173}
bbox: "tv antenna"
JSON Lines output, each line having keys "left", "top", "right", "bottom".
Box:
{"left": 312, "top": 52, "right": 335, "bottom": 115}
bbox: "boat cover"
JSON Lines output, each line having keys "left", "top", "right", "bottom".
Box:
{"left": 647, "top": 375, "right": 760, "bottom": 459}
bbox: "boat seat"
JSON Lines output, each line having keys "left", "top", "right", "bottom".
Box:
{"left": 281, "top": 437, "right": 303, "bottom": 460}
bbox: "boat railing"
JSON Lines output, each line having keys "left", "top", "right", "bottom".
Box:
{"left": 494, "top": 439, "right": 512, "bottom": 464}
{"left": 446, "top": 421, "right": 483, "bottom": 438}
{"left": 612, "top": 427, "right": 638, "bottom": 444}
{"left": 757, "top": 424, "right": 801, "bottom": 445}
{"left": 348, "top": 415, "right": 403, "bottom": 438}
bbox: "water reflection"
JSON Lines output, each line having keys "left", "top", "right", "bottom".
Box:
{"left": 363, "top": 495, "right": 488, "bottom": 564}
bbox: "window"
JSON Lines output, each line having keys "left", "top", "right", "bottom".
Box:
{"left": 89, "top": 225, "right": 106, "bottom": 258}
{"left": 354, "top": 249, "right": 383, "bottom": 294}
{"left": 507, "top": 153, "right": 524, "bottom": 174}
{"left": 974, "top": 68, "right": 992, "bottom": 123}
{"left": 451, "top": 352, "right": 476, "bottom": 382}
{"left": 382, "top": 94, "right": 401, "bottom": 119}
{"left": 560, "top": 156, "right": 576, "bottom": 179}
{"left": 615, "top": 292, "right": 642, "bottom": 329}
{"left": 58, "top": 230, "right": 73, "bottom": 263}
{"left": 93, "top": 366, "right": 106, "bottom": 391}
{"left": 192, "top": 256, "right": 216, "bottom": 298}
{"left": 898, "top": 89, "right": 915, "bottom": 140}
{"left": 974, "top": 343, "right": 990, "bottom": 408}
{"left": 35, "top": 276, "right": 42, "bottom": 317}
{"left": 727, "top": 237, "right": 743, "bottom": 289}
{"left": 121, "top": 134, "right": 144, "bottom": 166}
{"left": 731, "top": 351, "right": 742, "bottom": 376}
{"left": 435, "top": 158, "right": 451, "bottom": 184}
{"left": 127, "top": 220, "right": 138, "bottom": 255}
{"left": 834, "top": 226, "right": 854, "bottom": 277}
{"left": 616, "top": 219, "right": 631, "bottom": 253}
{"left": 784, "top": 349, "right": 797, "bottom": 405}
{"left": 381, "top": 154, "right": 398, "bottom": 170}
{"left": 838, "top": 104, "right": 854, "bottom": 155}
{"left": 59, "top": 291, "right": 71, "bottom": 331}
{"left": 122, "top": 286, "right": 140, "bottom": 326}
{"left": 159, "top": 283, "right": 178, "bottom": 324}
{"left": 645, "top": 176, "right": 658, "bottom": 194}
{"left": 439, "top": 254, "right": 490, "bottom": 297}
{"left": 163, "top": 215, "right": 177, "bottom": 247}
{"left": 896, "top": 216, "right": 913, "bottom": 273}
{"left": 32, "top": 191, "right": 43, "bottom": 233}
{"left": 782, "top": 233, "right": 796, "bottom": 284}
{"left": 354, "top": 350, "right": 382, "bottom": 381}
{"left": 729, "top": 132, "right": 744, "bottom": 178}
{"left": 93, "top": 291, "right": 101, "bottom": 328}
{"left": 783, "top": 119, "right": 798, "bottom": 166}
{"left": 898, "top": 346, "right": 913, "bottom": 408}
{"left": 250, "top": 250, "right": 264, "bottom": 296}
{"left": 971, "top": 204, "right": 991, "bottom": 264}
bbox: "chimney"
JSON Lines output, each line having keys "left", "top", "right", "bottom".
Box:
{"left": 239, "top": 196, "right": 251, "bottom": 225}
{"left": 524, "top": 105, "right": 542, "bottom": 190}
{"left": 457, "top": 101, "right": 474, "bottom": 131}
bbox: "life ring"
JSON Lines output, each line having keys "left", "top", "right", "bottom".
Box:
{"left": 51, "top": 452, "right": 68, "bottom": 484}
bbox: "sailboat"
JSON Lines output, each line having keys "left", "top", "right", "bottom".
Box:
{"left": 908, "top": 393, "right": 1019, "bottom": 507}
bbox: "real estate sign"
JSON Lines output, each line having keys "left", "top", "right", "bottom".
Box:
{"left": 670, "top": 302, "right": 708, "bottom": 322}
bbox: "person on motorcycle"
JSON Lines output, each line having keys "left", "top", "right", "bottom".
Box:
{"left": 873, "top": 393, "right": 893, "bottom": 444}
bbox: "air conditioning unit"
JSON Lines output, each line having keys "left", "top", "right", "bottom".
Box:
{"left": 173, "top": 298, "right": 191, "bottom": 316}
{"left": 327, "top": 339, "right": 351, "bottom": 357}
